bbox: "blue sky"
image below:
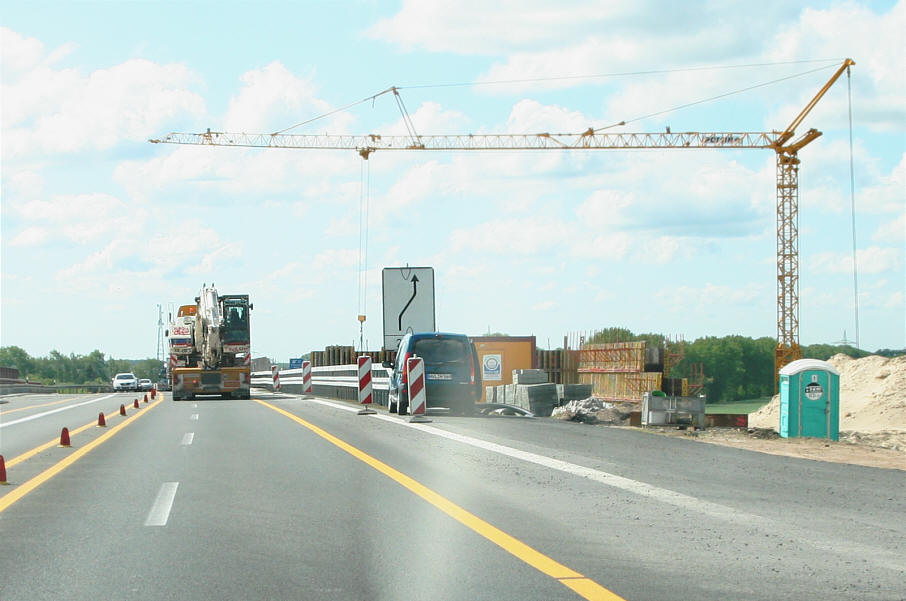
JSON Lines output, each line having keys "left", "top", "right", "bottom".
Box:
{"left": 2, "top": 0, "right": 904, "bottom": 363}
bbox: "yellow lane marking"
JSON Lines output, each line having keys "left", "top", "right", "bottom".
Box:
{"left": 0, "top": 398, "right": 164, "bottom": 513}
{"left": 0, "top": 396, "right": 81, "bottom": 416}
{"left": 5, "top": 406, "right": 128, "bottom": 468}
{"left": 255, "top": 399, "right": 627, "bottom": 601}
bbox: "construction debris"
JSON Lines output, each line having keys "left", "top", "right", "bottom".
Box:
{"left": 552, "top": 398, "right": 633, "bottom": 425}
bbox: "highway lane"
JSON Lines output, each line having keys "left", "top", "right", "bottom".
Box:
{"left": 0, "top": 393, "right": 151, "bottom": 461}
{"left": 1, "top": 391, "right": 903, "bottom": 601}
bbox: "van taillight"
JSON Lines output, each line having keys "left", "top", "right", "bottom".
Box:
{"left": 469, "top": 352, "right": 476, "bottom": 385}
{"left": 401, "top": 352, "right": 412, "bottom": 384}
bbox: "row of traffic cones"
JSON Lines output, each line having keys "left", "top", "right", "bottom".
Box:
{"left": 0, "top": 391, "right": 156, "bottom": 485}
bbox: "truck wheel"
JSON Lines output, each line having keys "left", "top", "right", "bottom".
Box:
{"left": 398, "top": 398, "right": 408, "bottom": 415}
{"left": 388, "top": 399, "right": 397, "bottom": 413}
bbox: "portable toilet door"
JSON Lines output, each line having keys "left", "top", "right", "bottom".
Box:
{"left": 778, "top": 359, "right": 840, "bottom": 441}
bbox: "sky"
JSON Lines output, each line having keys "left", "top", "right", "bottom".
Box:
{"left": 1, "top": 0, "right": 904, "bottom": 364}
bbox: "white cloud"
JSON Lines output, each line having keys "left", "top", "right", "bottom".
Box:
{"left": 377, "top": 101, "right": 470, "bottom": 137}
{"left": 570, "top": 232, "right": 633, "bottom": 261}
{"left": 505, "top": 99, "right": 591, "bottom": 133}
{"left": 532, "top": 300, "right": 558, "bottom": 311}
{"left": 366, "top": 0, "right": 623, "bottom": 55}
{"left": 449, "top": 216, "right": 571, "bottom": 255}
{"left": 15, "top": 192, "right": 124, "bottom": 223}
{"left": 811, "top": 245, "right": 903, "bottom": 275}
{"left": 185, "top": 242, "right": 244, "bottom": 275}
{"left": 657, "top": 282, "right": 764, "bottom": 310}
{"left": 312, "top": 248, "right": 360, "bottom": 270}
{"left": 9, "top": 226, "right": 49, "bottom": 247}
{"left": 872, "top": 212, "right": 905, "bottom": 244}
{"left": 2, "top": 28, "right": 206, "bottom": 158}
{"left": 9, "top": 192, "right": 142, "bottom": 246}
{"left": 223, "top": 61, "right": 348, "bottom": 133}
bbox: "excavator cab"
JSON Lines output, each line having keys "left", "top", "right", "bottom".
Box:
{"left": 221, "top": 295, "right": 251, "bottom": 347}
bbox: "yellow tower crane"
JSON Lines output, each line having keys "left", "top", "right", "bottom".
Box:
{"left": 151, "top": 59, "right": 855, "bottom": 383}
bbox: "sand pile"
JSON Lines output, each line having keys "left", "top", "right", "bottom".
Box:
{"left": 749, "top": 354, "right": 906, "bottom": 449}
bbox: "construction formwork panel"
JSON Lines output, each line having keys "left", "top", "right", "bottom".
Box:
{"left": 578, "top": 341, "right": 647, "bottom": 373}
{"left": 579, "top": 372, "right": 662, "bottom": 401}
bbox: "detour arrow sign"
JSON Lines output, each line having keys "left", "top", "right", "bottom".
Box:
{"left": 382, "top": 267, "right": 435, "bottom": 351}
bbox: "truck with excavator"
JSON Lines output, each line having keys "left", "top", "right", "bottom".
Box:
{"left": 167, "top": 285, "right": 253, "bottom": 400}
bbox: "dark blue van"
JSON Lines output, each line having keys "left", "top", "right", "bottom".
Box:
{"left": 384, "top": 332, "right": 482, "bottom": 415}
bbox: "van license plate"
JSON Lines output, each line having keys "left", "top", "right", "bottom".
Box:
{"left": 428, "top": 373, "right": 452, "bottom": 380}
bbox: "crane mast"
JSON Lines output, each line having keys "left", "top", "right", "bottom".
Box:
{"left": 150, "top": 59, "right": 854, "bottom": 384}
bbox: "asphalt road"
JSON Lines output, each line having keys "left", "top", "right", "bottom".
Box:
{"left": 1, "top": 391, "right": 903, "bottom": 601}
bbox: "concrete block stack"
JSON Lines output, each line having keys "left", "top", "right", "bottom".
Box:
{"left": 556, "top": 383, "right": 593, "bottom": 404}
{"left": 512, "top": 369, "right": 548, "bottom": 385}
{"left": 513, "top": 383, "right": 558, "bottom": 416}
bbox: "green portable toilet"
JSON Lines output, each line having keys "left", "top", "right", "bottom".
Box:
{"left": 779, "top": 359, "right": 840, "bottom": 441}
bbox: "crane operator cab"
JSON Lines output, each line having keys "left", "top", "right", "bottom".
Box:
{"left": 221, "top": 295, "right": 252, "bottom": 357}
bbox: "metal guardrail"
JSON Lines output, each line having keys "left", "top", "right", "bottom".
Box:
{"left": 251, "top": 364, "right": 392, "bottom": 404}
{"left": 0, "top": 382, "right": 116, "bottom": 395}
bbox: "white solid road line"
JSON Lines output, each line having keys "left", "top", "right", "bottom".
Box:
{"left": 181, "top": 432, "right": 195, "bottom": 446}
{"left": 299, "top": 395, "right": 905, "bottom": 571}
{"left": 305, "top": 397, "right": 755, "bottom": 522}
{"left": 145, "top": 482, "right": 179, "bottom": 526}
{"left": 0, "top": 394, "right": 118, "bottom": 428}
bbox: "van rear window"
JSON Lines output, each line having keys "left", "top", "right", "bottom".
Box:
{"left": 412, "top": 338, "right": 470, "bottom": 365}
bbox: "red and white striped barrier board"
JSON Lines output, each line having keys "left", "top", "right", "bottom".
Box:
{"left": 357, "top": 356, "right": 377, "bottom": 415}
{"left": 358, "top": 356, "right": 372, "bottom": 405}
{"left": 302, "top": 360, "right": 312, "bottom": 395}
{"left": 407, "top": 356, "right": 430, "bottom": 422}
{"left": 272, "top": 365, "right": 280, "bottom": 391}
{"left": 169, "top": 355, "right": 178, "bottom": 368}
{"left": 243, "top": 354, "right": 252, "bottom": 367}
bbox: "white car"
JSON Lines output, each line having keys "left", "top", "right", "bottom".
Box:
{"left": 113, "top": 372, "right": 139, "bottom": 392}
{"left": 139, "top": 378, "right": 153, "bottom": 391}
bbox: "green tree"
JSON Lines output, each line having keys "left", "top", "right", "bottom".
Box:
{"left": 0, "top": 346, "right": 34, "bottom": 377}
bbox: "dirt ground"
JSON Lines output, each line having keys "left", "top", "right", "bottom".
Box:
{"left": 637, "top": 425, "right": 906, "bottom": 471}
{"left": 553, "top": 352, "right": 906, "bottom": 471}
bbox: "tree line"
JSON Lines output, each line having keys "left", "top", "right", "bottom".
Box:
{"left": 0, "top": 346, "right": 163, "bottom": 385}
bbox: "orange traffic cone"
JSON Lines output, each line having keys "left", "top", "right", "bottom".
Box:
{"left": 59, "top": 427, "right": 71, "bottom": 447}
{"left": 0, "top": 455, "right": 9, "bottom": 485}
{"left": 133, "top": 399, "right": 140, "bottom": 409}
{"left": 143, "top": 394, "right": 148, "bottom": 403}
{"left": 151, "top": 388, "right": 156, "bottom": 399}
{"left": 120, "top": 404, "right": 127, "bottom": 416}
{"left": 97, "top": 412, "right": 107, "bottom": 427}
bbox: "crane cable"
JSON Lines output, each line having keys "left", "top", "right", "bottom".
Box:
{"left": 356, "top": 157, "right": 371, "bottom": 351}
{"left": 847, "top": 65, "right": 860, "bottom": 349}
{"left": 271, "top": 59, "right": 844, "bottom": 136}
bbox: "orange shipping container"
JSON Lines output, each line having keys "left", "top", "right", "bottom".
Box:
{"left": 471, "top": 336, "right": 537, "bottom": 402}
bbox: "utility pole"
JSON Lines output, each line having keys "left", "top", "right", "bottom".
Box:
{"left": 156, "top": 304, "right": 165, "bottom": 362}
